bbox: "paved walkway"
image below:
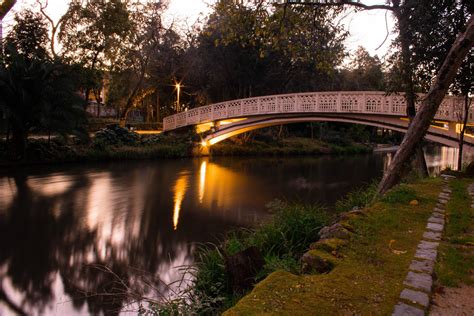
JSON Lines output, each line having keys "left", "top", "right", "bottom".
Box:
{"left": 392, "top": 175, "right": 453, "bottom": 316}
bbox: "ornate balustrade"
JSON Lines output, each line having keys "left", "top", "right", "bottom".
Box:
{"left": 163, "top": 91, "right": 470, "bottom": 132}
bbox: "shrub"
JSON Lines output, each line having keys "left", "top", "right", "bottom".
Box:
{"left": 93, "top": 124, "right": 139, "bottom": 147}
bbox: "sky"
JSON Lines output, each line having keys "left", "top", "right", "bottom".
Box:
{"left": 2, "top": 0, "right": 396, "bottom": 59}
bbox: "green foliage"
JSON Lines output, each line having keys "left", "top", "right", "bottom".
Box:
{"left": 188, "top": 0, "right": 347, "bottom": 103}
{"left": 59, "top": 0, "right": 132, "bottom": 68}
{"left": 436, "top": 245, "right": 474, "bottom": 287}
{"left": 252, "top": 202, "right": 328, "bottom": 257}
{"left": 93, "top": 124, "right": 139, "bottom": 147}
{"left": 445, "top": 180, "right": 472, "bottom": 243}
{"left": 177, "top": 201, "right": 329, "bottom": 314}
{"left": 339, "top": 46, "right": 385, "bottom": 91}
{"left": 210, "top": 137, "right": 371, "bottom": 157}
{"left": 4, "top": 9, "right": 49, "bottom": 62}
{"left": 380, "top": 185, "right": 417, "bottom": 204}
{"left": 335, "top": 182, "right": 377, "bottom": 213}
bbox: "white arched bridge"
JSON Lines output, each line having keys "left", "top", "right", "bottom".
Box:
{"left": 163, "top": 91, "right": 474, "bottom": 150}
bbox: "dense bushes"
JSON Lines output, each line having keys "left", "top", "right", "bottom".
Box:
{"left": 210, "top": 137, "right": 371, "bottom": 156}
{"left": 93, "top": 124, "right": 140, "bottom": 147}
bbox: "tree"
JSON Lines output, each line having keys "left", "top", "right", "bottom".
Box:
{"left": 0, "top": 10, "right": 87, "bottom": 160}
{"left": 280, "top": 0, "right": 473, "bottom": 191}
{"left": 378, "top": 15, "right": 474, "bottom": 194}
{"left": 400, "top": 0, "right": 473, "bottom": 170}
{"left": 4, "top": 9, "right": 48, "bottom": 61}
{"left": 35, "top": 0, "right": 68, "bottom": 58}
{"left": 452, "top": 52, "right": 473, "bottom": 170}
{"left": 58, "top": 0, "right": 133, "bottom": 108}
{"left": 186, "top": 0, "right": 347, "bottom": 103}
{"left": 340, "top": 46, "right": 385, "bottom": 91}
{"left": 112, "top": 2, "right": 168, "bottom": 124}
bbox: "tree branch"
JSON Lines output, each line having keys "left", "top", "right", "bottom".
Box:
{"left": 0, "top": 0, "right": 16, "bottom": 20}
{"left": 281, "top": 0, "right": 394, "bottom": 11}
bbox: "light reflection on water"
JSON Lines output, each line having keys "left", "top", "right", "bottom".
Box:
{"left": 0, "top": 147, "right": 461, "bottom": 315}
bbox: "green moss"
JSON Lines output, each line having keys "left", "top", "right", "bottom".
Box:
{"left": 226, "top": 178, "right": 441, "bottom": 315}
{"left": 310, "top": 238, "right": 348, "bottom": 253}
{"left": 301, "top": 249, "right": 338, "bottom": 273}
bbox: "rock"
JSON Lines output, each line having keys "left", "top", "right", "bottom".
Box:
{"left": 310, "top": 238, "right": 348, "bottom": 253}
{"left": 409, "top": 259, "right": 435, "bottom": 274}
{"left": 415, "top": 247, "right": 437, "bottom": 261}
{"left": 427, "top": 222, "right": 444, "bottom": 232}
{"left": 319, "top": 223, "right": 353, "bottom": 240}
{"left": 403, "top": 271, "right": 433, "bottom": 293}
{"left": 428, "top": 216, "right": 445, "bottom": 225}
{"left": 392, "top": 302, "right": 424, "bottom": 316}
{"left": 400, "top": 288, "right": 430, "bottom": 308}
{"left": 337, "top": 209, "right": 366, "bottom": 221}
{"left": 409, "top": 200, "right": 419, "bottom": 206}
{"left": 423, "top": 231, "right": 442, "bottom": 241}
{"left": 300, "top": 250, "right": 336, "bottom": 274}
{"left": 224, "top": 246, "right": 264, "bottom": 293}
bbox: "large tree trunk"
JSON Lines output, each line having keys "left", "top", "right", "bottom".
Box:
{"left": 10, "top": 122, "right": 26, "bottom": 160}
{"left": 378, "top": 15, "right": 474, "bottom": 195}
{"left": 396, "top": 2, "right": 429, "bottom": 177}
{"left": 458, "top": 94, "right": 471, "bottom": 170}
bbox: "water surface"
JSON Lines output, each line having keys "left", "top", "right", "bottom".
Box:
{"left": 0, "top": 147, "right": 458, "bottom": 315}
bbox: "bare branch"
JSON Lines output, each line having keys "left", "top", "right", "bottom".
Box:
{"left": 375, "top": 10, "right": 390, "bottom": 51}
{"left": 0, "top": 0, "right": 16, "bottom": 20}
{"left": 281, "top": 0, "right": 394, "bottom": 11}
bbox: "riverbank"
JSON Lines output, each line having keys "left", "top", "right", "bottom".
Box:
{"left": 0, "top": 126, "right": 373, "bottom": 166}
{"left": 210, "top": 137, "right": 371, "bottom": 156}
{"left": 214, "top": 174, "right": 474, "bottom": 315}
{"left": 221, "top": 177, "right": 449, "bottom": 314}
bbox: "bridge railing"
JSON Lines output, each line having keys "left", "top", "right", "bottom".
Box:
{"left": 163, "top": 91, "right": 470, "bottom": 132}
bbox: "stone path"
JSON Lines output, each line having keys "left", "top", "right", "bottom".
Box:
{"left": 392, "top": 175, "right": 454, "bottom": 316}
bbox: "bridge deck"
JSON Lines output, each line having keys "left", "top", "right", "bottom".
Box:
{"left": 163, "top": 91, "right": 471, "bottom": 132}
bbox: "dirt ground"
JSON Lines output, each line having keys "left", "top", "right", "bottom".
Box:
{"left": 430, "top": 285, "right": 474, "bottom": 315}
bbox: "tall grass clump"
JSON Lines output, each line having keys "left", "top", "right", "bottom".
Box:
{"left": 335, "top": 182, "right": 377, "bottom": 213}
{"left": 184, "top": 201, "right": 329, "bottom": 313}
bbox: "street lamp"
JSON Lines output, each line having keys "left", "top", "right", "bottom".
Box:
{"left": 175, "top": 82, "right": 181, "bottom": 112}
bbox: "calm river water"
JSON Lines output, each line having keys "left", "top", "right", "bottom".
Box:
{"left": 0, "top": 146, "right": 458, "bottom": 315}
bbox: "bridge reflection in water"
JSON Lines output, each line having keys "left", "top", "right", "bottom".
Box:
{"left": 0, "top": 149, "right": 460, "bottom": 315}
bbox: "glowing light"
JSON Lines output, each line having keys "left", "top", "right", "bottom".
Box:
{"left": 199, "top": 161, "right": 207, "bottom": 203}
{"left": 196, "top": 122, "right": 213, "bottom": 133}
{"left": 172, "top": 173, "right": 189, "bottom": 231}
{"left": 175, "top": 82, "right": 182, "bottom": 112}
{"left": 201, "top": 140, "right": 208, "bottom": 147}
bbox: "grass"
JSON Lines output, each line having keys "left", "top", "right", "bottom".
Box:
{"left": 435, "top": 178, "right": 474, "bottom": 287}
{"left": 335, "top": 181, "right": 377, "bottom": 213}
{"left": 158, "top": 202, "right": 330, "bottom": 314}
{"left": 225, "top": 178, "right": 441, "bottom": 315}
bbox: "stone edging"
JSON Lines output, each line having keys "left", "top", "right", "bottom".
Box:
{"left": 392, "top": 175, "right": 455, "bottom": 316}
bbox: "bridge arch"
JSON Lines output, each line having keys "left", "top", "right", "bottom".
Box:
{"left": 162, "top": 91, "right": 474, "bottom": 151}
{"left": 202, "top": 114, "right": 470, "bottom": 149}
